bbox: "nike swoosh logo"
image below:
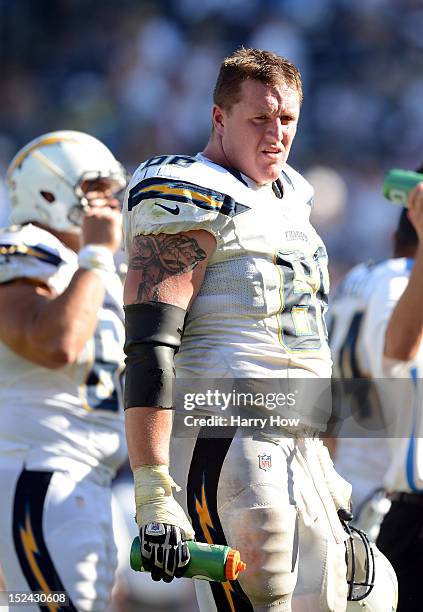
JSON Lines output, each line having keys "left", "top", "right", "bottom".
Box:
{"left": 155, "top": 202, "right": 180, "bottom": 215}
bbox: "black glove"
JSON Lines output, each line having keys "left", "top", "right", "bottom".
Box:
{"left": 140, "top": 522, "right": 191, "bottom": 582}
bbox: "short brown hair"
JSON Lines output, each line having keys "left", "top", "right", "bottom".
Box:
{"left": 213, "top": 47, "right": 303, "bottom": 111}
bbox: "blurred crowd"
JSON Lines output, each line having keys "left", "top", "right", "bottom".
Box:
{"left": 0, "top": 3, "right": 421, "bottom": 610}
{"left": 1, "top": 0, "right": 423, "bottom": 273}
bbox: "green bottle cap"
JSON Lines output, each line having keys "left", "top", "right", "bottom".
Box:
{"left": 383, "top": 169, "right": 423, "bottom": 206}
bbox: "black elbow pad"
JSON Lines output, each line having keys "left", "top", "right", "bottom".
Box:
{"left": 124, "top": 301, "right": 187, "bottom": 409}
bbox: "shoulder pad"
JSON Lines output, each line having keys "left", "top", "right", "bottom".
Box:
{"left": 123, "top": 154, "right": 252, "bottom": 252}
{"left": 333, "top": 263, "right": 373, "bottom": 301}
{"left": 0, "top": 224, "right": 72, "bottom": 285}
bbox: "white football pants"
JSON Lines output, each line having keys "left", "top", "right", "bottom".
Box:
{"left": 0, "top": 456, "right": 117, "bottom": 611}
{"left": 171, "top": 429, "right": 349, "bottom": 612}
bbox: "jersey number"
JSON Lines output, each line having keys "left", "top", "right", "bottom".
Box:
{"left": 275, "top": 248, "right": 328, "bottom": 352}
{"left": 142, "top": 154, "right": 196, "bottom": 169}
{"left": 331, "top": 310, "right": 381, "bottom": 420}
{"left": 83, "top": 319, "right": 123, "bottom": 413}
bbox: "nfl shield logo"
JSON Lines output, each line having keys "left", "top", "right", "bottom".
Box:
{"left": 258, "top": 453, "right": 272, "bottom": 471}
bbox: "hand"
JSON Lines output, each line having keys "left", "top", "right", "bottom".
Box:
{"left": 82, "top": 198, "right": 122, "bottom": 253}
{"left": 407, "top": 182, "right": 423, "bottom": 243}
{"left": 140, "top": 522, "right": 190, "bottom": 582}
{"left": 133, "top": 465, "right": 195, "bottom": 582}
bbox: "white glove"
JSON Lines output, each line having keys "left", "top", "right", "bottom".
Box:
{"left": 134, "top": 465, "right": 195, "bottom": 582}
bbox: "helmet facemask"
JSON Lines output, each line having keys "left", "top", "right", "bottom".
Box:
{"left": 344, "top": 522, "right": 376, "bottom": 602}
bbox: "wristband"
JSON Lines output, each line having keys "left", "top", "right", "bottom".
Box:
{"left": 78, "top": 244, "right": 116, "bottom": 280}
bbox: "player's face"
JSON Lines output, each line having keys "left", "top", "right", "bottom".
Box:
{"left": 215, "top": 79, "right": 300, "bottom": 185}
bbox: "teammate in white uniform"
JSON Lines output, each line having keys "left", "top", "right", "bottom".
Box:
{"left": 372, "top": 178, "right": 423, "bottom": 612}
{"left": 329, "top": 168, "right": 423, "bottom": 611}
{"left": 0, "top": 131, "right": 128, "bottom": 611}
{"left": 328, "top": 261, "right": 391, "bottom": 539}
{"left": 123, "top": 48, "right": 354, "bottom": 612}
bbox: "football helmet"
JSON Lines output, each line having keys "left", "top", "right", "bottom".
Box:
{"left": 6, "top": 130, "right": 127, "bottom": 233}
{"left": 340, "top": 511, "right": 398, "bottom": 611}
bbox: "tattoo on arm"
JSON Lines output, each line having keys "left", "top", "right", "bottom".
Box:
{"left": 128, "top": 234, "right": 207, "bottom": 303}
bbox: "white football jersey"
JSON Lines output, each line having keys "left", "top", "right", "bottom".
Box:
{"left": 329, "top": 258, "right": 423, "bottom": 496}
{"left": 123, "top": 154, "right": 331, "bottom": 384}
{"left": 0, "top": 224, "right": 126, "bottom": 482}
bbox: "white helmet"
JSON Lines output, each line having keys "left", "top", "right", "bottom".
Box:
{"left": 6, "top": 130, "right": 128, "bottom": 233}
{"left": 344, "top": 522, "right": 398, "bottom": 611}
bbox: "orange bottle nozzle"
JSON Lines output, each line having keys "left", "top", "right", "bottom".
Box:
{"left": 224, "top": 549, "right": 247, "bottom": 581}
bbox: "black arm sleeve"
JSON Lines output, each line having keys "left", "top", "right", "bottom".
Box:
{"left": 124, "top": 301, "right": 187, "bottom": 409}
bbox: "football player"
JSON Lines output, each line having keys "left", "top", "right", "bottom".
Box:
{"left": 329, "top": 165, "right": 423, "bottom": 611}
{"left": 328, "top": 259, "right": 391, "bottom": 541}
{"left": 375, "top": 177, "right": 423, "bottom": 612}
{"left": 0, "top": 131, "right": 128, "bottom": 611}
{"left": 123, "top": 48, "right": 354, "bottom": 611}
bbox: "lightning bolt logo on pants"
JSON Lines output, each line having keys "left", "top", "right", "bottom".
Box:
{"left": 195, "top": 483, "right": 215, "bottom": 544}
{"left": 12, "top": 469, "right": 77, "bottom": 611}
{"left": 20, "top": 512, "right": 58, "bottom": 612}
{"left": 194, "top": 478, "right": 237, "bottom": 612}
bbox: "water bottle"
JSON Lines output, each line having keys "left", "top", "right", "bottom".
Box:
{"left": 383, "top": 169, "right": 423, "bottom": 206}
{"left": 130, "top": 537, "right": 246, "bottom": 582}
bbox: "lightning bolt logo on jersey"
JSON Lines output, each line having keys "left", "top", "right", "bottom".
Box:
{"left": 124, "top": 153, "right": 331, "bottom": 385}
